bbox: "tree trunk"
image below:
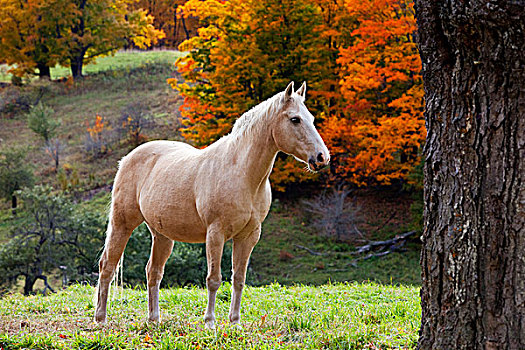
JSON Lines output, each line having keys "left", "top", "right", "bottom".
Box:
{"left": 181, "top": 16, "right": 190, "bottom": 41}
{"left": 36, "top": 63, "right": 51, "bottom": 79}
{"left": 23, "top": 275, "right": 36, "bottom": 296}
{"left": 415, "top": 1, "right": 524, "bottom": 349}
{"left": 70, "top": 56, "right": 84, "bottom": 79}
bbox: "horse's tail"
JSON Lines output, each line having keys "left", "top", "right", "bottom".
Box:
{"left": 93, "top": 193, "right": 125, "bottom": 308}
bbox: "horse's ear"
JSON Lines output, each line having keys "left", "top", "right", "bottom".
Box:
{"left": 296, "top": 81, "right": 306, "bottom": 100}
{"left": 283, "top": 81, "right": 294, "bottom": 101}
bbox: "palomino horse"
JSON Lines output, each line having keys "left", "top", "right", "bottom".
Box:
{"left": 94, "top": 81, "right": 330, "bottom": 328}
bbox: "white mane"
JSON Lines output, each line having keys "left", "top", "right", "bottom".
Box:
{"left": 229, "top": 92, "right": 284, "bottom": 140}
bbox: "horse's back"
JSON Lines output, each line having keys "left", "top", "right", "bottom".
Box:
{"left": 126, "top": 140, "right": 199, "bottom": 160}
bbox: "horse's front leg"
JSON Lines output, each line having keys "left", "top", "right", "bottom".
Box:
{"left": 204, "top": 226, "right": 225, "bottom": 329}
{"left": 229, "top": 226, "right": 260, "bottom": 325}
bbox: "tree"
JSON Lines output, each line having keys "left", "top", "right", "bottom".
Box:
{"left": 0, "top": 186, "right": 105, "bottom": 295}
{"left": 0, "top": 147, "right": 34, "bottom": 210}
{"left": 27, "top": 102, "right": 60, "bottom": 143}
{"left": 415, "top": 1, "right": 524, "bottom": 348}
{"left": 0, "top": 0, "right": 74, "bottom": 78}
{"left": 0, "top": 0, "right": 164, "bottom": 80}
{"left": 63, "top": 0, "right": 165, "bottom": 79}
{"left": 133, "top": 0, "right": 200, "bottom": 47}
{"left": 173, "top": 0, "right": 425, "bottom": 190}
{"left": 333, "top": 0, "right": 425, "bottom": 187}
{"left": 172, "top": 0, "right": 342, "bottom": 190}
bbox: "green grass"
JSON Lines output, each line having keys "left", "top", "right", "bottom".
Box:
{"left": 0, "top": 50, "right": 185, "bottom": 203}
{"left": 0, "top": 283, "right": 421, "bottom": 349}
{"left": 0, "top": 50, "right": 185, "bottom": 82}
{"left": 251, "top": 202, "right": 421, "bottom": 286}
{"left": 0, "top": 50, "right": 421, "bottom": 301}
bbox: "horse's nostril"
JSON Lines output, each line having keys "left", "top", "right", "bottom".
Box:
{"left": 317, "top": 153, "right": 324, "bottom": 163}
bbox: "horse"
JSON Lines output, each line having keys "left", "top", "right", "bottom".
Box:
{"left": 93, "top": 81, "right": 330, "bottom": 328}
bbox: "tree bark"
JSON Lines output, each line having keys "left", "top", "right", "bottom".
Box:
{"left": 36, "top": 63, "right": 51, "bottom": 79}
{"left": 70, "top": 55, "right": 84, "bottom": 79}
{"left": 23, "top": 275, "right": 36, "bottom": 296}
{"left": 415, "top": 1, "right": 524, "bottom": 349}
{"left": 11, "top": 194, "right": 17, "bottom": 210}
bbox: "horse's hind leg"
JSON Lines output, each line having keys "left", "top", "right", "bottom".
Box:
{"left": 94, "top": 204, "right": 142, "bottom": 324}
{"left": 146, "top": 230, "right": 174, "bottom": 322}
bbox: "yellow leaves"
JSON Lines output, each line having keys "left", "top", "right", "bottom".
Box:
{"left": 172, "top": 0, "right": 424, "bottom": 189}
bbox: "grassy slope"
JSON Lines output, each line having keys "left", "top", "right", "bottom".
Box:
{"left": 0, "top": 283, "right": 421, "bottom": 349}
{"left": 0, "top": 50, "right": 421, "bottom": 291}
{"left": 0, "top": 50, "right": 182, "bottom": 83}
{"left": 0, "top": 50, "right": 185, "bottom": 211}
{"left": 254, "top": 193, "right": 421, "bottom": 287}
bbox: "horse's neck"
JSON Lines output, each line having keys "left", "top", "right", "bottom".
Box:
{"left": 226, "top": 122, "right": 278, "bottom": 193}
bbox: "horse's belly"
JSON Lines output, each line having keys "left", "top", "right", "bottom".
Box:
{"left": 144, "top": 208, "right": 207, "bottom": 243}
{"left": 156, "top": 221, "right": 207, "bottom": 243}
{"left": 140, "top": 190, "right": 207, "bottom": 243}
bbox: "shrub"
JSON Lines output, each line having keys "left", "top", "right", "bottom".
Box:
{"left": 303, "top": 186, "right": 362, "bottom": 241}
{"left": 84, "top": 114, "right": 114, "bottom": 157}
{"left": 119, "top": 102, "right": 153, "bottom": 146}
{"left": 0, "top": 86, "right": 33, "bottom": 116}
{"left": 0, "top": 147, "right": 34, "bottom": 209}
{"left": 44, "top": 138, "right": 65, "bottom": 170}
{"left": 26, "top": 102, "right": 61, "bottom": 142}
{"left": 0, "top": 185, "right": 105, "bottom": 294}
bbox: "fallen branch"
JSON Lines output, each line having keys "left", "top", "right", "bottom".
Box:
{"left": 355, "top": 240, "right": 408, "bottom": 261}
{"left": 353, "top": 231, "right": 417, "bottom": 255}
{"left": 294, "top": 244, "right": 325, "bottom": 256}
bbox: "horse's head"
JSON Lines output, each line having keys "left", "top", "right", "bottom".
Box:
{"left": 272, "top": 81, "right": 330, "bottom": 171}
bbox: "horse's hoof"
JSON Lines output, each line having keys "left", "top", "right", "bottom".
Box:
{"left": 205, "top": 320, "right": 215, "bottom": 330}
{"left": 93, "top": 316, "right": 106, "bottom": 325}
{"left": 230, "top": 322, "right": 242, "bottom": 330}
{"left": 148, "top": 315, "right": 160, "bottom": 323}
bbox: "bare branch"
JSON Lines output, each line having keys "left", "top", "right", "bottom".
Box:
{"left": 293, "top": 244, "right": 325, "bottom": 256}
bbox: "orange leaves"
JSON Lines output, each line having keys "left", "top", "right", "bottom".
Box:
{"left": 333, "top": 0, "right": 424, "bottom": 186}
{"left": 339, "top": 0, "right": 421, "bottom": 99}
{"left": 85, "top": 114, "right": 113, "bottom": 156}
{"left": 173, "top": 0, "right": 424, "bottom": 189}
{"left": 87, "top": 115, "right": 109, "bottom": 138}
{"left": 173, "top": 0, "right": 327, "bottom": 155}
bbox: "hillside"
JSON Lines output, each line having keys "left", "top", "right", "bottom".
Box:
{"left": 0, "top": 283, "right": 421, "bottom": 349}
{"left": 0, "top": 50, "right": 422, "bottom": 294}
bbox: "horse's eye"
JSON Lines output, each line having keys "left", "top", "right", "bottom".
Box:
{"left": 290, "top": 117, "right": 301, "bottom": 124}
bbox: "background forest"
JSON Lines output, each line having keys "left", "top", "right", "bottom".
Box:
{"left": 0, "top": 0, "right": 424, "bottom": 296}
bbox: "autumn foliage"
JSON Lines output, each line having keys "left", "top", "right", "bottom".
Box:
{"left": 172, "top": 0, "right": 425, "bottom": 189}
{"left": 0, "top": 0, "right": 164, "bottom": 79}
{"left": 334, "top": 0, "right": 424, "bottom": 186}
{"left": 85, "top": 114, "right": 113, "bottom": 156}
{"left": 170, "top": 0, "right": 332, "bottom": 189}
{"left": 133, "top": 0, "right": 200, "bottom": 47}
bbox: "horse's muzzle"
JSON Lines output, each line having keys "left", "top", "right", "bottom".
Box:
{"left": 308, "top": 152, "right": 330, "bottom": 172}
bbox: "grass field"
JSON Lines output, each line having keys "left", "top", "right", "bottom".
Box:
{"left": 0, "top": 283, "right": 421, "bottom": 349}
{"left": 0, "top": 49, "right": 422, "bottom": 300}
{"left": 0, "top": 50, "right": 186, "bottom": 197}
{"left": 0, "top": 50, "right": 185, "bottom": 83}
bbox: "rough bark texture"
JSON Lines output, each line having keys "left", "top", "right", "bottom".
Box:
{"left": 36, "top": 63, "right": 51, "bottom": 79}
{"left": 415, "top": 1, "right": 524, "bottom": 349}
{"left": 70, "top": 54, "right": 85, "bottom": 79}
